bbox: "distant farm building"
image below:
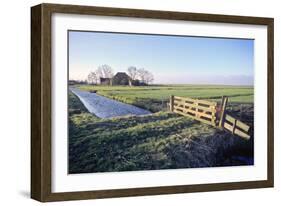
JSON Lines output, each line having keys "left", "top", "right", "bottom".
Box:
{"left": 69, "top": 80, "right": 87, "bottom": 85}
{"left": 99, "top": 72, "right": 146, "bottom": 86}
{"left": 112, "top": 72, "right": 130, "bottom": 85}
{"left": 100, "top": 77, "right": 112, "bottom": 85}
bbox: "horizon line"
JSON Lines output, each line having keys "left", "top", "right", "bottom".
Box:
{"left": 68, "top": 80, "right": 253, "bottom": 87}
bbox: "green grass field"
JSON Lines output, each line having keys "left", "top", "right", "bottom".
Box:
{"left": 76, "top": 84, "right": 253, "bottom": 112}
{"left": 68, "top": 88, "right": 254, "bottom": 174}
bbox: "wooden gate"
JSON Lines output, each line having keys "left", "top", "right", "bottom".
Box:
{"left": 169, "top": 95, "right": 251, "bottom": 140}
{"left": 170, "top": 95, "right": 217, "bottom": 126}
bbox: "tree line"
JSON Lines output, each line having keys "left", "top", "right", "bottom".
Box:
{"left": 87, "top": 64, "right": 154, "bottom": 85}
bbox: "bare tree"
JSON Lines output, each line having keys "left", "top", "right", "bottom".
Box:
{"left": 127, "top": 66, "right": 137, "bottom": 80}
{"left": 96, "top": 64, "right": 114, "bottom": 78}
{"left": 87, "top": 72, "right": 98, "bottom": 84}
{"left": 145, "top": 71, "right": 154, "bottom": 84}
{"left": 137, "top": 68, "right": 154, "bottom": 84}
{"left": 137, "top": 68, "right": 147, "bottom": 83}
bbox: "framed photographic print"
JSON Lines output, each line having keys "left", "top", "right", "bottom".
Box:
{"left": 31, "top": 3, "right": 274, "bottom": 202}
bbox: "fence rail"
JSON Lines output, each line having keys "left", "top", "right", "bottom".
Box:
{"left": 169, "top": 95, "right": 251, "bottom": 139}
{"left": 170, "top": 95, "right": 217, "bottom": 126}
{"left": 223, "top": 114, "right": 251, "bottom": 140}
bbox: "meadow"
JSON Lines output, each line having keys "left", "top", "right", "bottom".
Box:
{"left": 76, "top": 84, "right": 253, "bottom": 112}
{"left": 68, "top": 85, "right": 254, "bottom": 174}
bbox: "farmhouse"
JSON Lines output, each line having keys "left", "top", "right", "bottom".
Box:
{"left": 99, "top": 72, "right": 144, "bottom": 86}
{"left": 112, "top": 72, "right": 131, "bottom": 85}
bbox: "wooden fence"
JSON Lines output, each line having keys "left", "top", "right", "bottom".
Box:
{"left": 170, "top": 95, "right": 217, "bottom": 126}
{"left": 222, "top": 114, "right": 251, "bottom": 140}
{"left": 169, "top": 95, "right": 251, "bottom": 139}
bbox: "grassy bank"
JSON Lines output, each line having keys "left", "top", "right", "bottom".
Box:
{"left": 76, "top": 84, "right": 253, "bottom": 112}
{"left": 68, "top": 91, "right": 253, "bottom": 174}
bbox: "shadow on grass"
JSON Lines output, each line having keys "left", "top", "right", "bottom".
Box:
{"left": 69, "top": 114, "right": 253, "bottom": 173}
{"left": 69, "top": 113, "right": 197, "bottom": 173}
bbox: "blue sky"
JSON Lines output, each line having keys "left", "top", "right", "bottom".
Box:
{"left": 69, "top": 31, "right": 254, "bottom": 85}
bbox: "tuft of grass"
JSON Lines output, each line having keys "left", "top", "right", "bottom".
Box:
{"left": 68, "top": 91, "right": 88, "bottom": 115}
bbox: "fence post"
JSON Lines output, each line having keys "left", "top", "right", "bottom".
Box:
{"left": 219, "top": 96, "right": 228, "bottom": 128}
{"left": 240, "top": 104, "right": 243, "bottom": 119}
{"left": 232, "top": 119, "right": 237, "bottom": 134}
{"left": 195, "top": 99, "right": 198, "bottom": 118}
{"left": 170, "top": 95, "right": 174, "bottom": 112}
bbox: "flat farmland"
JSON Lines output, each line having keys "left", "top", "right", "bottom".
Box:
{"left": 68, "top": 89, "right": 254, "bottom": 174}
{"left": 76, "top": 84, "right": 253, "bottom": 112}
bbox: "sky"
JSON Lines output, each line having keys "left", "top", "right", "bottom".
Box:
{"left": 68, "top": 31, "right": 254, "bottom": 85}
